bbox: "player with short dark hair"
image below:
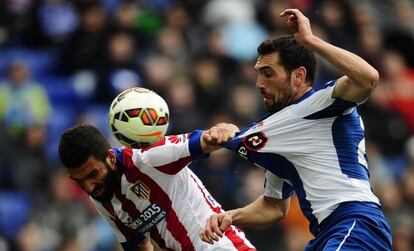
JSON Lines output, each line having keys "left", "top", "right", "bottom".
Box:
{"left": 59, "top": 124, "right": 255, "bottom": 251}
{"left": 200, "top": 9, "right": 392, "bottom": 251}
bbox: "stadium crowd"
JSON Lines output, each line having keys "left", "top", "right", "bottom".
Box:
{"left": 0, "top": 0, "right": 413, "bottom": 250}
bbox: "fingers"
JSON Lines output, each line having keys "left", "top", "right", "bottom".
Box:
{"left": 219, "top": 214, "right": 232, "bottom": 233}
{"left": 200, "top": 214, "right": 222, "bottom": 244}
{"left": 280, "top": 8, "right": 303, "bottom": 17}
{"left": 203, "top": 127, "right": 235, "bottom": 146}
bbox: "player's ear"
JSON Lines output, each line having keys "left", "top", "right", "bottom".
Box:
{"left": 107, "top": 149, "right": 116, "bottom": 166}
{"left": 291, "top": 67, "right": 307, "bottom": 86}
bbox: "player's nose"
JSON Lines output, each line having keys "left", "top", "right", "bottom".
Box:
{"left": 83, "top": 181, "right": 96, "bottom": 194}
{"left": 256, "top": 77, "right": 264, "bottom": 90}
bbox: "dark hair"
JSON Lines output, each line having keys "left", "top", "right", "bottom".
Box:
{"left": 58, "top": 124, "right": 111, "bottom": 169}
{"left": 257, "top": 35, "right": 316, "bottom": 85}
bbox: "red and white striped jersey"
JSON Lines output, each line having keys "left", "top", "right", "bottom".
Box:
{"left": 91, "top": 131, "right": 256, "bottom": 251}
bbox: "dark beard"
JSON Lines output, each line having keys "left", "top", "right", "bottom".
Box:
{"left": 90, "top": 162, "right": 120, "bottom": 203}
{"left": 267, "top": 84, "right": 295, "bottom": 113}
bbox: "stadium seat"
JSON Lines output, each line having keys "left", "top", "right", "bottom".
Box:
{"left": 45, "top": 104, "right": 78, "bottom": 165}
{"left": 38, "top": 76, "right": 79, "bottom": 105}
{"left": 0, "top": 192, "right": 31, "bottom": 240}
{"left": 0, "top": 48, "right": 58, "bottom": 79}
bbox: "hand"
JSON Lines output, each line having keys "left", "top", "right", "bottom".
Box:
{"left": 280, "top": 9, "right": 314, "bottom": 45}
{"left": 200, "top": 213, "right": 233, "bottom": 244}
{"left": 201, "top": 123, "right": 239, "bottom": 150}
{"left": 137, "top": 238, "right": 153, "bottom": 251}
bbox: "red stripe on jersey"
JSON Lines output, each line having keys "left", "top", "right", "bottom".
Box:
{"left": 115, "top": 190, "right": 141, "bottom": 219}
{"left": 140, "top": 138, "right": 166, "bottom": 153}
{"left": 189, "top": 174, "right": 255, "bottom": 250}
{"left": 189, "top": 173, "right": 221, "bottom": 213}
{"left": 154, "top": 156, "right": 192, "bottom": 175}
{"left": 122, "top": 148, "right": 195, "bottom": 251}
{"left": 150, "top": 229, "right": 175, "bottom": 251}
{"left": 225, "top": 226, "right": 257, "bottom": 251}
{"left": 102, "top": 201, "right": 136, "bottom": 240}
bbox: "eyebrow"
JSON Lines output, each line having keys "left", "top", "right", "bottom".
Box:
{"left": 255, "top": 65, "right": 273, "bottom": 71}
{"left": 70, "top": 169, "right": 97, "bottom": 182}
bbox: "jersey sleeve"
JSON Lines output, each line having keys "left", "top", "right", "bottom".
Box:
{"left": 302, "top": 80, "right": 358, "bottom": 119}
{"left": 91, "top": 200, "right": 146, "bottom": 251}
{"left": 264, "top": 171, "right": 294, "bottom": 199}
{"left": 133, "top": 130, "right": 208, "bottom": 175}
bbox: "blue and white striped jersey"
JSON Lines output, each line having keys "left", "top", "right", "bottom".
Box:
{"left": 225, "top": 80, "right": 380, "bottom": 234}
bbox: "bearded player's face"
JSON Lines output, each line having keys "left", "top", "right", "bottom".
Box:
{"left": 255, "top": 52, "right": 296, "bottom": 113}
{"left": 67, "top": 150, "right": 120, "bottom": 202}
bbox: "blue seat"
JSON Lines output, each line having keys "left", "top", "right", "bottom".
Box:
{"left": 0, "top": 48, "right": 58, "bottom": 79}
{"left": 45, "top": 104, "right": 78, "bottom": 164}
{"left": 0, "top": 192, "right": 31, "bottom": 239}
{"left": 38, "top": 76, "right": 78, "bottom": 105}
{"left": 81, "top": 104, "right": 111, "bottom": 137}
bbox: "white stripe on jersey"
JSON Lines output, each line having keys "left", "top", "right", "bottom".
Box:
{"left": 92, "top": 133, "right": 255, "bottom": 250}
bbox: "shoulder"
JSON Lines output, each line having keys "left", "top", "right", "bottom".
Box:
{"left": 290, "top": 80, "right": 357, "bottom": 119}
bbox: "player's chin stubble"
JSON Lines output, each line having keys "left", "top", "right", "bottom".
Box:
{"left": 90, "top": 163, "right": 120, "bottom": 202}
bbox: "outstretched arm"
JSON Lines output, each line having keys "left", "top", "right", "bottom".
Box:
{"left": 280, "top": 9, "right": 379, "bottom": 103}
{"left": 200, "top": 123, "right": 239, "bottom": 153}
{"left": 200, "top": 195, "right": 290, "bottom": 244}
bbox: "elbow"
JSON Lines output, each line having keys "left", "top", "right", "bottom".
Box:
{"left": 366, "top": 69, "right": 380, "bottom": 91}
{"left": 278, "top": 207, "right": 289, "bottom": 220}
{"left": 271, "top": 204, "right": 289, "bottom": 222}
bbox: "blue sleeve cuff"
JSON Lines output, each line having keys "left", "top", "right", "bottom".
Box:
{"left": 189, "top": 130, "right": 209, "bottom": 160}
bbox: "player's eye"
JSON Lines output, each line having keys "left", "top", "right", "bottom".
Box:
{"left": 261, "top": 69, "right": 273, "bottom": 78}
{"left": 86, "top": 170, "right": 99, "bottom": 179}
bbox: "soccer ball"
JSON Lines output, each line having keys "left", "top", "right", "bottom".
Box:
{"left": 109, "top": 87, "right": 169, "bottom": 148}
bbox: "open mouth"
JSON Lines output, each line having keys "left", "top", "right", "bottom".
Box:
{"left": 91, "top": 187, "right": 104, "bottom": 197}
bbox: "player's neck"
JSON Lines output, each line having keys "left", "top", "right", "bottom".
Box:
{"left": 293, "top": 85, "right": 312, "bottom": 101}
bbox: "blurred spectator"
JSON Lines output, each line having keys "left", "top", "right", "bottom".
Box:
{"left": 0, "top": 1, "right": 414, "bottom": 250}
{"left": 228, "top": 84, "right": 262, "bottom": 126}
{"left": 143, "top": 54, "right": 174, "bottom": 92}
{"left": 0, "top": 0, "right": 43, "bottom": 47}
{"left": 0, "top": 60, "right": 51, "bottom": 138}
{"left": 379, "top": 49, "right": 414, "bottom": 133}
{"left": 61, "top": 1, "right": 109, "bottom": 74}
{"left": 166, "top": 75, "right": 205, "bottom": 134}
{"left": 37, "top": 0, "right": 79, "bottom": 45}
{"left": 97, "top": 31, "right": 142, "bottom": 102}
{"left": 193, "top": 56, "right": 227, "bottom": 115}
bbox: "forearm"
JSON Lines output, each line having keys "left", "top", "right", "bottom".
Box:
{"left": 229, "top": 195, "right": 289, "bottom": 227}
{"left": 304, "top": 36, "right": 379, "bottom": 87}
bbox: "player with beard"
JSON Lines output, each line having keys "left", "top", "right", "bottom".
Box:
{"left": 58, "top": 124, "right": 255, "bottom": 251}
{"left": 200, "top": 9, "right": 392, "bottom": 251}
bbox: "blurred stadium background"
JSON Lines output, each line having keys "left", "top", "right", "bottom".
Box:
{"left": 0, "top": 0, "right": 413, "bottom": 250}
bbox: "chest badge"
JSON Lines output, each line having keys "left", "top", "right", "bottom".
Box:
{"left": 131, "top": 180, "right": 150, "bottom": 200}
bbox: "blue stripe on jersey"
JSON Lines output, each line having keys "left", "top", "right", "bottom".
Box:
{"left": 225, "top": 137, "right": 318, "bottom": 231}
{"left": 292, "top": 89, "right": 315, "bottom": 104}
{"left": 247, "top": 151, "right": 318, "bottom": 231}
{"left": 331, "top": 109, "right": 369, "bottom": 180}
{"left": 263, "top": 175, "right": 294, "bottom": 199}
{"left": 304, "top": 98, "right": 356, "bottom": 119}
{"left": 282, "top": 181, "right": 294, "bottom": 198}
{"left": 322, "top": 80, "right": 336, "bottom": 88}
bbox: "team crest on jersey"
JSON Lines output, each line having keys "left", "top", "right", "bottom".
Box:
{"left": 131, "top": 180, "right": 150, "bottom": 200}
{"left": 243, "top": 132, "right": 268, "bottom": 151}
